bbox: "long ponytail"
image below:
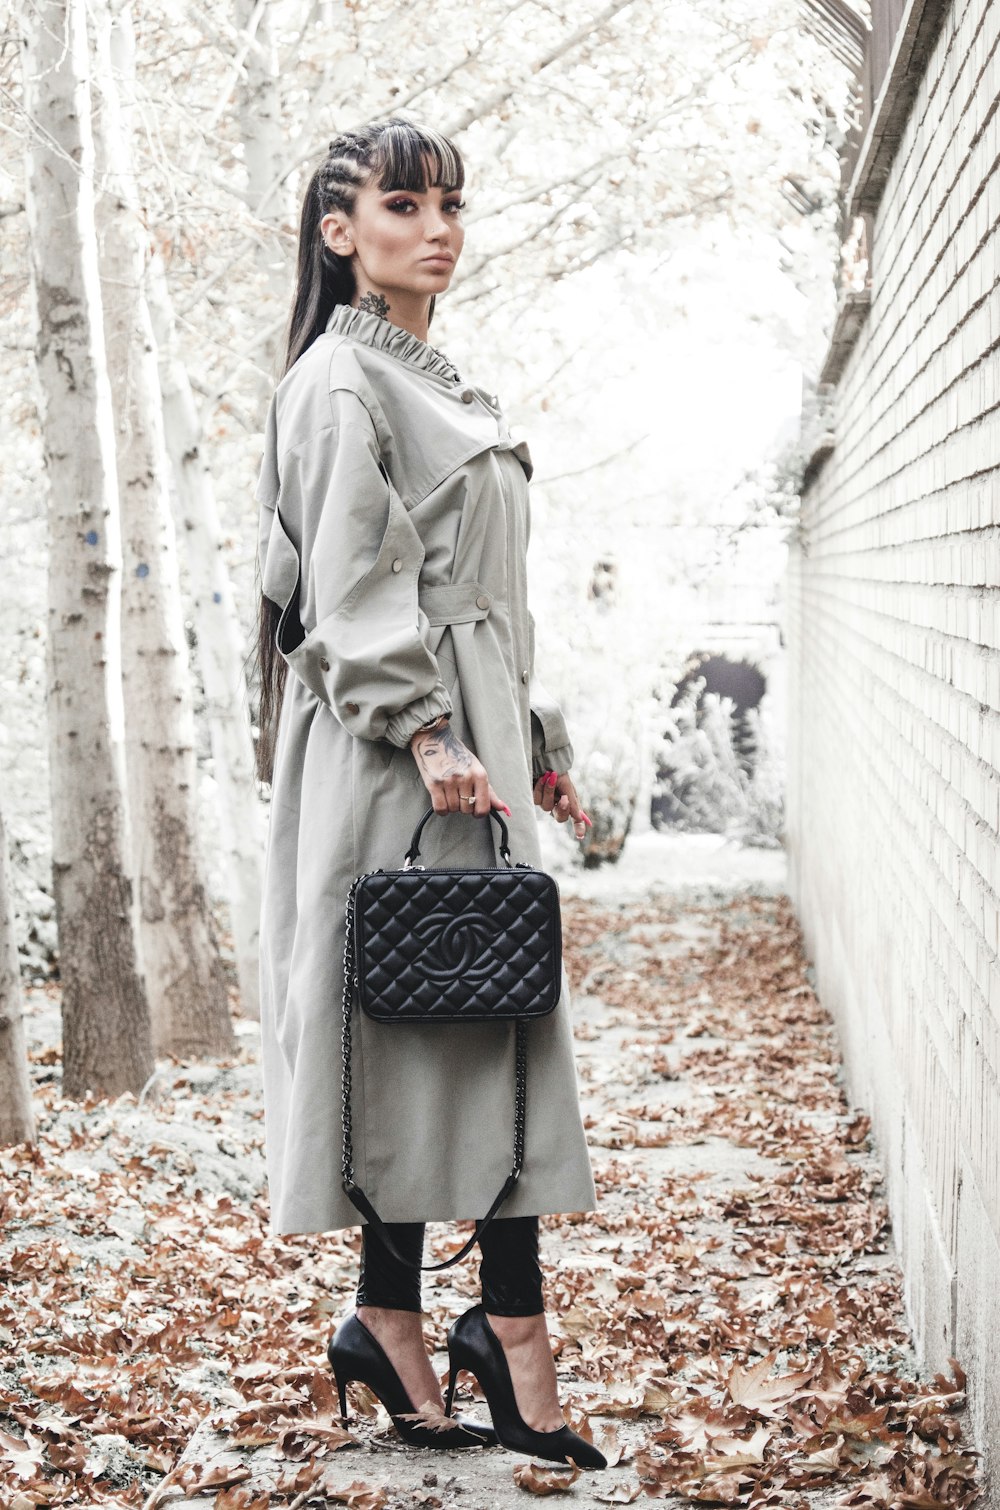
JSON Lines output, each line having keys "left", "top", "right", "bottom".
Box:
{"left": 280, "top": 157, "right": 359, "bottom": 378}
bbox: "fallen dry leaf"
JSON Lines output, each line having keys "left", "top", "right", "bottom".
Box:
{"left": 512, "top": 1459, "right": 583, "bottom": 1494}
{"left": 593, "top": 1485, "right": 642, "bottom": 1505}
{"left": 213, "top": 1488, "right": 271, "bottom": 1510}
{"left": 326, "top": 1482, "right": 388, "bottom": 1509}
{"left": 394, "top": 1400, "right": 486, "bottom": 1437}
{"left": 175, "top": 1460, "right": 252, "bottom": 1495}
{"left": 725, "top": 1351, "right": 815, "bottom": 1411}
{"left": 0, "top": 1430, "right": 48, "bottom": 1482}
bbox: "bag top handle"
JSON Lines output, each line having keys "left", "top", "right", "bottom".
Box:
{"left": 404, "top": 805, "right": 512, "bottom": 867}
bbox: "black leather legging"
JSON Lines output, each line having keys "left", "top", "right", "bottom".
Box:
{"left": 356, "top": 1215, "right": 544, "bottom": 1317}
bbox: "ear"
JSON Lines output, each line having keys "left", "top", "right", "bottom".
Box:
{"left": 321, "top": 210, "right": 353, "bottom": 257}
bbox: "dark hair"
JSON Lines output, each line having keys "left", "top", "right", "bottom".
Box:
{"left": 250, "top": 117, "right": 466, "bottom": 787}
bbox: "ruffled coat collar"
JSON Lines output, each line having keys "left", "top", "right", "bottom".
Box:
{"left": 325, "top": 303, "right": 463, "bottom": 384}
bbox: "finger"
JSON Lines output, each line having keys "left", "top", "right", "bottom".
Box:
{"left": 458, "top": 785, "right": 478, "bottom": 815}
{"left": 443, "top": 779, "right": 462, "bottom": 815}
{"left": 554, "top": 777, "right": 589, "bottom": 839}
{"left": 488, "top": 785, "right": 512, "bottom": 817}
{"left": 553, "top": 793, "right": 572, "bottom": 823}
{"left": 473, "top": 772, "right": 491, "bottom": 817}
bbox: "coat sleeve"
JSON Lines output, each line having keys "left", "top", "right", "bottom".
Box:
{"left": 527, "top": 607, "right": 575, "bottom": 779}
{"left": 259, "top": 387, "right": 453, "bottom": 748}
{"left": 516, "top": 441, "right": 574, "bottom": 779}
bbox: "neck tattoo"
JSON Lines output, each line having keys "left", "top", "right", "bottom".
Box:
{"left": 357, "top": 291, "right": 390, "bottom": 317}
{"left": 353, "top": 290, "right": 459, "bottom": 378}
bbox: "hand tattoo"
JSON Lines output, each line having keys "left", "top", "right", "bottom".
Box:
{"left": 358, "top": 291, "right": 390, "bottom": 318}
{"left": 411, "top": 722, "right": 473, "bottom": 779}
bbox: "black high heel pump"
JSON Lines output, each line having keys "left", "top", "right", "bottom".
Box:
{"left": 327, "top": 1312, "right": 497, "bottom": 1450}
{"left": 444, "top": 1305, "right": 607, "bottom": 1470}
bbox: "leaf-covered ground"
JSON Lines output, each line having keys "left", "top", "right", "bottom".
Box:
{"left": 0, "top": 882, "right": 986, "bottom": 1508}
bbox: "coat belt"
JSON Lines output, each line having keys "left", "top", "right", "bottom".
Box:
{"left": 418, "top": 582, "right": 493, "bottom": 626}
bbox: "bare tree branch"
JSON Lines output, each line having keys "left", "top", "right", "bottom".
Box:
{"left": 540, "top": 432, "right": 650, "bottom": 486}
{"left": 387, "top": 0, "right": 533, "bottom": 114}
{"left": 443, "top": 0, "right": 640, "bottom": 136}
{"left": 201, "top": 0, "right": 268, "bottom": 142}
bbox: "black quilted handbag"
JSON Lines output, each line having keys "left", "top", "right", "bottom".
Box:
{"left": 340, "top": 805, "right": 562, "bottom": 1270}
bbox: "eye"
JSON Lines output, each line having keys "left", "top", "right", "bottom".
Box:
{"left": 385, "top": 195, "right": 466, "bottom": 214}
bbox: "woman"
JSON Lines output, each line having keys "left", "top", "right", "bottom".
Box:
{"left": 252, "top": 118, "right": 604, "bottom": 1471}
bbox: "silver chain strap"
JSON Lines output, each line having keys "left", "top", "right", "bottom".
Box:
{"left": 513, "top": 1016, "right": 527, "bottom": 1177}
{"left": 340, "top": 870, "right": 381, "bottom": 1191}
{"left": 340, "top": 880, "right": 357, "bottom": 1190}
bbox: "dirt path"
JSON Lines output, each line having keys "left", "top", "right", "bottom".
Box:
{"left": 0, "top": 860, "right": 985, "bottom": 1508}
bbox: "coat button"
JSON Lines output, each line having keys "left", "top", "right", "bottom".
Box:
{"left": 319, "top": 656, "right": 330, "bottom": 672}
{"left": 460, "top": 388, "right": 474, "bottom": 404}
{"left": 345, "top": 702, "right": 359, "bottom": 715}
{"left": 521, "top": 669, "right": 529, "bottom": 684}
{"left": 476, "top": 594, "right": 490, "bottom": 610}
{"left": 391, "top": 558, "right": 403, "bottom": 572}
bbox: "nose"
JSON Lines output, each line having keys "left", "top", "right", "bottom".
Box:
{"left": 425, "top": 206, "right": 453, "bottom": 240}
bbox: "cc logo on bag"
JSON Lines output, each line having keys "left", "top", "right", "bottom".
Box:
{"left": 411, "top": 909, "right": 501, "bottom": 984}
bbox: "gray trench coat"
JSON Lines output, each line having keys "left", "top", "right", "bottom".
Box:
{"left": 255, "top": 302, "right": 597, "bottom": 1237}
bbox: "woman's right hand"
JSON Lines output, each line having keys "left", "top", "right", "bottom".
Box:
{"left": 409, "top": 717, "right": 510, "bottom": 817}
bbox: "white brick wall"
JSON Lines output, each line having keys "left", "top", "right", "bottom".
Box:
{"left": 787, "top": 0, "right": 1000, "bottom": 1482}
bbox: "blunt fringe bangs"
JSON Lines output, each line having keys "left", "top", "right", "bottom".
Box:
{"left": 371, "top": 120, "right": 465, "bottom": 195}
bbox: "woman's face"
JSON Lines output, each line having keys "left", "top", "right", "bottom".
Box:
{"left": 322, "top": 158, "right": 465, "bottom": 308}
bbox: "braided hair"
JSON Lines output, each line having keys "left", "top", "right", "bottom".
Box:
{"left": 281, "top": 117, "right": 466, "bottom": 377}
{"left": 253, "top": 118, "right": 466, "bottom": 786}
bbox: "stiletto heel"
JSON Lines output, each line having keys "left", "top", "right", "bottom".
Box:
{"left": 445, "top": 1305, "right": 607, "bottom": 1470}
{"left": 334, "top": 1372, "right": 349, "bottom": 1425}
{"left": 443, "top": 1370, "right": 458, "bottom": 1419}
{"left": 327, "top": 1312, "right": 497, "bottom": 1450}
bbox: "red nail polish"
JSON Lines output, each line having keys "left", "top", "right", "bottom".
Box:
{"left": 547, "top": 771, "right": 558, "bottom": 786}
{"left": 581, "top": 811, "right": 592, "bottom": 826}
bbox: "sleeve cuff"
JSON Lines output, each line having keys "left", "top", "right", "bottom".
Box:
{"left": 383, "top": 685, "right": 455, "bottom": 750}
{"left": 530, "top": 710, "right": 574, "bottom": 780}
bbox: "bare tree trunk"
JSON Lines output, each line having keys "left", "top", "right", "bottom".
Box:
{"left": 92, "top": 3, "right": 234, "bottom": 1058}
{"left": 235, "top": 0, "right": 290, "bottom": 377}
{"left": 22, "top": 0, "right": 154, "bottom": 1100}
{"left": 0, "top": 803, "right": 35, "bottom": 1145}
{"left": 145, "top": 251, "right": 265, "bottom": 1020}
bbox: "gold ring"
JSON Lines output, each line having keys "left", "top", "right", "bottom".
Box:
{"left": 463, "top": 794, "right": 475, "bottom": 804}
